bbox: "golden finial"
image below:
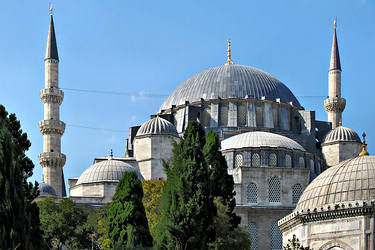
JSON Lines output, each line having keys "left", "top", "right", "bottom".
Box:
{"left": 225, "top": 39, "right": 234, "bottom": 65}
{"left": 156, "top": 113, "right": 160, "bottom": 117}
{"left": 334, "top": 17, "right": 337, "bottom": 29}
{"left": 339, "top": 120, "right": 342, "bottom": 126}
{"left": 359, "top": 132, "right": 369, "bottom": 156}
{"left": 110, "top": 149, "right": 113, "bottom": 158}
{"left": 49, "top": 3, "right": 53, "bottom": 15}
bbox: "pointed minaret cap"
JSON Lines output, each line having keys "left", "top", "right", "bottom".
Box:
{"left": 329, "top": 18, "right": 341, "bottom": 71}
{"left": 359, "top": 132, "right": 370, "bottom": 156}
{"left": 45, "top": 4, "right": 59, "bottom": 61}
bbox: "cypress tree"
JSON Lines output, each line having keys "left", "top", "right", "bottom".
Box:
{"left": 0, "top": 105, "right": 43, "bottom": 249}
{"left": 106, "top": 171, "right": 153, "bottom": 249}
{"left": 156, "top": 121, "right": 216, "bottom": 249}
{"left": 204, "top": 130, "right": 241, "bottom": 228}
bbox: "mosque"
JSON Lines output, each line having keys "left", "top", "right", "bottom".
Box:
{"left": 37, "top": 9, "right": 374, "bottom": 250}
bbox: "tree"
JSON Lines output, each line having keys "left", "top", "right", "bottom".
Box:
{"left": 0, "top": 104, "right": 43, "bottom": 249}
{"left": 208, "top": 198, "right": 251, "bottom": 250}
{"left": 106, "top": 171, "right": 153, "bottom": 249}
{"left": 142, "top": 179, "right": 166, "bottom": 240}
{"left": 203, "top": 130, "right": 241, "bottom": 228}
{"left": 283, "top": 235, "right": 312, "bottom": 250}
{"left": 156, "top": 121, "right": 216, "bottom": 249}
{"left": 85, "top": 203, "right": 111, "bottom": 249}
{"left": 38, "top": 197, "right": 93, "bottom": 249}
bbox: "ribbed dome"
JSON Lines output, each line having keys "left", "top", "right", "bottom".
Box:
{"left": 323, "top": 126, "right": 361, "bottom": 145}
{"left": 296, "top": 156, "right": 375, "bottom": 211}
{"left": 76, "top": 159, "right": 143, "bottom": 185}
{"left": 221, "top": 131, "right": 305, "bottom": 151}
{"left": 160, "top": 64, "right": 301, "bottom": 111}
{"left": 136, "top": 116, "right": 178, "bottom": 137}
{"left": 39, "top": 183, "right": 56, "bottom": 196}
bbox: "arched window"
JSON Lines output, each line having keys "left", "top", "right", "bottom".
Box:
{"left": 269, "top": 153, "right": 277, "bottom": 167}
{"left": 256, "top": 105, "right": 263, "bottom": 127}
{"left": 269, "top": 177, "right": 281, "bottom": 203}
{"left": 235, "top": 153, "right": 243, "bottom": 168}
{"left": 247, "top": 183, "right": 257, "bottom": 203}
{"left": 285, "top": 154, "right": 292, "bottom": 168}
{"left": 299, "top": 157, "right": 305, "bottom": 168}
{"left": 292, "top": 184, "right": 303, "bottom": 204}
{"left": 247, "top": 223, "right": 258, "bottom": 250}
{"left": 252, "top": 153, "right": 260, "bottom": 167}
{"left": 237, "top": 103, "right": 247, "bottom": 126}
{"left": 317, "top": 162, "right": 321, "bottom": 174}
{"left": 270, "top": 221, "right": 283, "bottom": 250}
{"left": 310, "top": 159, "right": 314, "bottom": 173}
{"left": 273, "top": 106, "right": 279, "bottom": 128}
{"left": 201, "top": 107, "right": 211, "bottom": 127}
{"left": 219, "top": 104, "right": 228, "bottom": 126}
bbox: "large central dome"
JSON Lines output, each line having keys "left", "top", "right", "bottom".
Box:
{"left": 160, "top": 64, "right": 301, "bottom": 111}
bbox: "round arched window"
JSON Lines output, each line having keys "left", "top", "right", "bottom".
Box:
{"left": 269, "top": 153, "right": 277, "bottom": 167}
{"left": 252, "top": 153, "right": 260, "bottom": 167}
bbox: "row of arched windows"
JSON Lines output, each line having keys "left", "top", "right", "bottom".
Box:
{"left": 246, "top": 179, "right": 303, "bottom": 204}
{"left": 234, "top": 152, "right": 318, "bottom": 170}
{"left": 247, "top": 221, "right": 283, "bottom": 250}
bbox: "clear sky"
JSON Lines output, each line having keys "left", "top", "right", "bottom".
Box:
{"left": 0, "top": 0, "right": 374, "bottom": 187}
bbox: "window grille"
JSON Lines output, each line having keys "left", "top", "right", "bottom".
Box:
{"left": 299, "top": 157, "right": 305, "bottom": 168}
{"left": 310, "top": 159, "right": 314, "bottom": 173}
{"left": 269, "top": 153, "right": 277, "bottom": 167}
{"left": 247, "top": 183, "right": 257, "bottom": 203}
{"left": 285, "top": 154, "right": 292, "bottom": 168}
{"left": 269, "top": 177, "right": 281, "bottom": 203}
{"left": 256, "top": 105, "right": 263, "bottom": 127}
{"left": 201, "top": 107, "right": 211, "bottom": 127}
{"left": 247, "top": 223, "right": 258, "bottom": 250}
{"left": 219, "top": 104, "right": 228, "bottom": 126}
{"left": 270, "top": 221, "right": 283, "bottom": 250}
{"left": 235, "top": 153, "right": 243, "bottom": 168}
{"left": 252, "top": 153, "right": 260, "bottom": 167}
{"left": 238, "top": 103, "right": 247, "bottom": 126}
{"left": 292, "top": 183, "right": 303, "bottom": 204}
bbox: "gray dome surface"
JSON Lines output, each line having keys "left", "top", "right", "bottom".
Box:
{"left": 323, "top": 126, "right": 361, "bottom": 145}
{"left": 296, "top": 156, "right": 375, "bottom": 211}
{"left": 160, "top": 64, "right": 302, "bottom": 111}
{"left": 136, "top": 116, "right": 178, "bottom": 137}
{"left": 76, "top": 159, "right": 143, "bottom": 185}
{"left": 221, "top": 131, "right": 305, "bottom": 151}
{"left": 39, "top": 182, "right": 56, "bottom": 196}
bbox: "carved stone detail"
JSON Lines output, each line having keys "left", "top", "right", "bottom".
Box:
{"left": 324, "top": 97, "right": 346, "bottom": 113}
{"left": 40, "top": 88, "right": 64, "bottom": 104}
{"left": 39, "top": 152, "right": 66, "bottom": 168}
{"left": 39, "top": 120, "right": 65, "bottom": 135}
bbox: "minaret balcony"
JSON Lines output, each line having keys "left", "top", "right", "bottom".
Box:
{"left": 39, "top": 120, "right": 65, "bottom": 135}
{"left": 38, "top": 152, "right": 66, "bottom": 168}
{"left": 324, "top": 97, "right": 346, "bottom": 113}
{"left": 40, "top": 88, "right": 64, "bottom": 104}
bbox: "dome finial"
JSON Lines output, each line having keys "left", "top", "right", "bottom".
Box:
{"left": 339, "top": 120, "right": 342, "bottom": 126}
{"left": 359, "top": 132, "right": 369, "bottom": 156}
{"left": 50, "top": 3, "right": 53, "bottom": 16}
{"left": 110, "top": 149, "right": 113, "bottom": 158}
{"left": 225, "top": 39, "right": 234, "bottom": 65}
{"left": 334, "top": 17, "right": 337, "bottom": 29}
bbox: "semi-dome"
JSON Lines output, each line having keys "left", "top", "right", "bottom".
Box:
{"left": 221, "top": 131, "right": 305, "bottom": 151}
{"left": 136, "top": 116, "right": 178, "bottom": 137}
{"left": 322, "top": 126, "right": 361, "bottom": 145}
{"left": 295, "top": 155, "right": 375, "bottom": 211}
{"left": 160, "top": 64, "right": 302, "bottom": 111}
{"left": 76, "top": 159, "right": 143, "bottom": 185}
{"left": 39, "top": 182, "right": 56, "bottom": 196}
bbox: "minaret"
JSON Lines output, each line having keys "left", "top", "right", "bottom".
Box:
{"left": 324, "top": 19, "right": 346, "bottom": 129}
{"left": 38, "top": 6, "right": 66, "bottom": 197}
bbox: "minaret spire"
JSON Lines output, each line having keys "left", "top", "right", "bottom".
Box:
{"left": 39, "top": 9, "right": 66, "bottom": 197}
{"left": 324, "top": 18, "right": 346, "bottom": 129}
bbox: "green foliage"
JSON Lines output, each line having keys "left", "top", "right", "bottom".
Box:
{"left": 0, "top": 105, "right": 43, "bottom": 249}
{"left": 208, "top": 198, "right": 251, "bottom": 250}
{"left": 204, "top": 130, "right": 241, "bottom": 228}
{"left": 142, "top": 179, "right": 166, "bottom": 240}
{"left": 283, "top": 235, "right": 312, "bottom": 250}
{"left": 106, "top": 171, "right": 153, "bottom": 249}
{"left": 38, "top": 197, "right": 93, "bottom": 249}
{"left": 86, "top": 203, "right": 111, "bottom": 249}
{"left": 156, "top": 121, "right": 216, "bottom": 249}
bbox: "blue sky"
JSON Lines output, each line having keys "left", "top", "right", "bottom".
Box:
{"left": 0, "top": 1, "right": 374, "bottom": 187}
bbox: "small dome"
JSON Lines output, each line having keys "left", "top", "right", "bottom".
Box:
{"left": 323, "top": 126, "right": 361, "bottom": 145}
{"left": 136, "top": 116, "right": 178, "bottom": 137}
{"left": 76, "top": 159, "right": 143, "bottom": 185}
{"left": 160, "top": 64, "right": 302, "bottom": 111}
{"left": 221, "top": 131, "right": 305, "bottom": 151}
{"left": 296, "top": 156, "right": 375, "bottom": 211}
{"left": 39, "top": 183, "right": 56, "bottom": 196}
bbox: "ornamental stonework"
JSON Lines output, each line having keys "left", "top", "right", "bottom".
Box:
{"left": 39, "top": 120, "right": 65, "bottom": 135}
{"left": 324, "top": 97, "right": 346, "bottom": 113}
{"left": 38, "top": 152, "right": 66, "bottom": 168}
{"left": 40, "top": 88, "right": 64, "bottom": 104}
